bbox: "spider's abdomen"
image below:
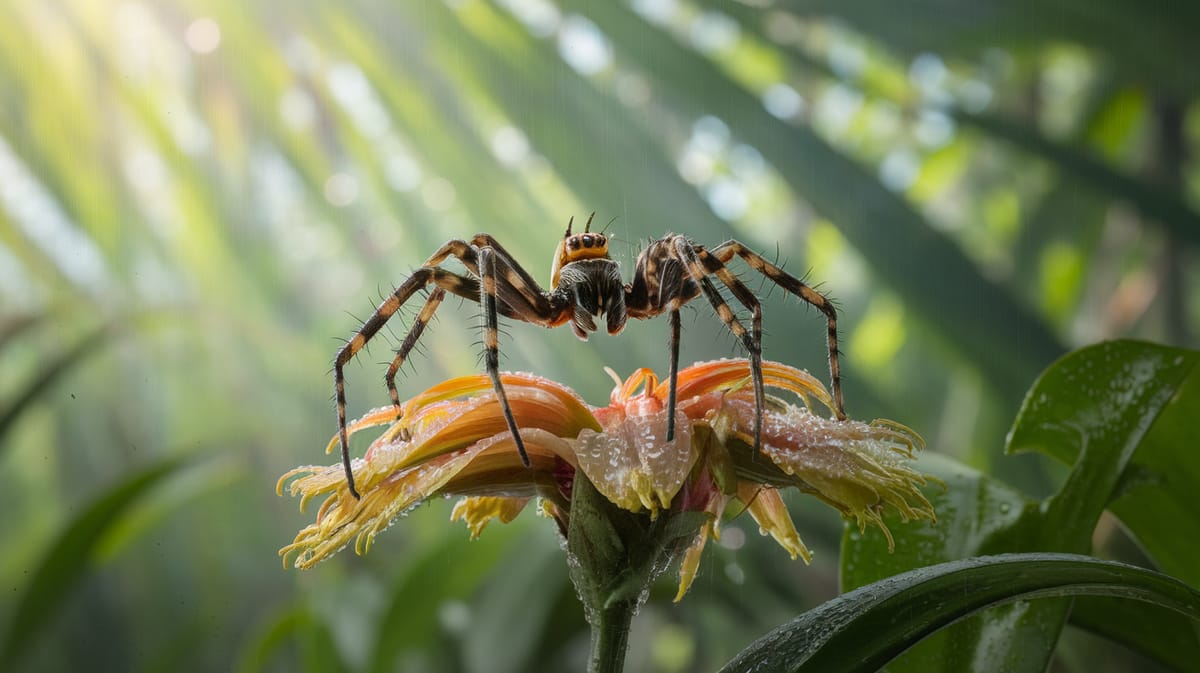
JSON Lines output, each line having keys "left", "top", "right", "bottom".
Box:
{"left": 556, "top": 258, "right": 627, "bottom": 340}
{"left": 625, "top": 236, "right": 702, "bottom": 318}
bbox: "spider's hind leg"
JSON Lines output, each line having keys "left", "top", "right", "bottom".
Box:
{"left": 674, "top": 239, "right": 767, "bottom": 457}
{"left": 711, "top": 240, "right": 845, "bottom": 420}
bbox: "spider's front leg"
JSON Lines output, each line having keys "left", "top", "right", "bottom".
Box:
{"left": 476, "top": 246, "right": 531, "bottom": 466}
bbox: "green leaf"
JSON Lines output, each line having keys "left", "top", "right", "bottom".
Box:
{"left": 720, "top": 554, "right": 1200, "bottom": 673}
{"left": 1007, "top": 340, "right": 1200, "bottom": 580}
{"left": 1070, "top": 595, "right": 1200, "bottom": 673}
{"left": 0, "top": 457, "right": 185, "bottom": 669}
{"left": 0, "top": 323, "right": 112, "bottom": 452}
{"left": 841, "top": 342, "right": 1200, "bottom": 671}
{"left": 841, "top": 454, "right": 1070, "bottom": 672}
{"left": 843, "top": 453, "right": 1200, "bottom": 672}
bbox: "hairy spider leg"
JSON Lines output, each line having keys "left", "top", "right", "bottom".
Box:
{"left": 625, "top": 238, "right": 695, "bottom": 448}
{"left": 384, "top": 288, "right": 447, "bottom": 411}
{"left": 436, "top": 234, "right": 560, "bottom": 321}
{"left": 623, "top": 237, "right": 758, "bottom": 450}
{"left": 477, "top": 246, "right": 531, "bottom": 467}
{"left": 666, "top": 308, "right": 681, "bottom": 440}
{"left": 710, "top": 240, "right": 845, "bottom": 420}
{"left": 335, "top": 267, "right": 489, "bottom": 499}
{"left": 336, "top": 234, "right": 573, "bottom": 498}
{"left": 668, "top": 237, "right": 764, "bottom": 454}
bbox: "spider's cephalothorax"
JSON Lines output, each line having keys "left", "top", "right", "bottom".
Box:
{"left": 551, "top": 219, "right": 626, "bottom": 340}
{"left": 333, "top": 213, "right": 844, "bottom": 498}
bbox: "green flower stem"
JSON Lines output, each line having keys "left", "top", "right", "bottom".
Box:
{"left": 589, "top": 599, "right": 636, "bottom": 673}
{"left": 567, "top": 472, "right": 708, "bottom": 673}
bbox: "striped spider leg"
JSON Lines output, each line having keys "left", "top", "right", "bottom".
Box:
{"left": 708, "top": 240, "right": 845, "bottom": 420}
{"left": 333, "top": 218, "right": 623, "bottom": 499}
{"left": 625, "top": 235, "right": 845, "bottom": 458}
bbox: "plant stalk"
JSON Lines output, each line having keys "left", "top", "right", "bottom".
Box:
{"left": 588, "top": 599, "right": 636, "bottom": 673}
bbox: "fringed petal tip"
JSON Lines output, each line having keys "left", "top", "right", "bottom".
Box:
{"left": 451, "top": 496, "right": 531, "bottom": 539}
{"left": 279, "top": 358, "right": 936, "bottom": 591}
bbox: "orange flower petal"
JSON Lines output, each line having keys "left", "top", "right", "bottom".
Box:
{"left": 657, "top": 359, "right": 834, "bottom": 413}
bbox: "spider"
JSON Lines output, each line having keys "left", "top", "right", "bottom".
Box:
{"left": 334, "top": 214, "right": 844, "bottom": 498}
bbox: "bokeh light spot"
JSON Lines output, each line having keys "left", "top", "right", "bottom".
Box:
{"left": 324, "top": 173, "right": 359, "bottom": 207}
{"left": 422, "top": 177, "right": 457, "bottom": 211}
{"left": 185, "top": 18, "right": 221, "bottom": 54}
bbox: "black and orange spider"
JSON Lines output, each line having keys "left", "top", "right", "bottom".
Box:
{"left": 334, "top": 214, "right": 844, "bottom": 498}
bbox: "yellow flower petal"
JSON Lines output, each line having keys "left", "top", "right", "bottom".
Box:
{"left": 738, "top": 483, "right": 811, "bottom": 563}
{"left": 674, "top": 518, "right": 713, "bottom": 602}
{"left": 282, "top": 432, "right": 566, "bottom": 568}
{"left": 451, "top": 496, "right": 531, "bottom": 539}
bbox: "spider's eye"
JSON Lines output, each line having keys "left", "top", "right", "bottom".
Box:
{"left": 581, "top": 234, "right": 595, "bottom": 248}
{"left": 568, "top": 239, "right": 580, "bottom": 250}
{"left": 596, "top": 235, "right": 606, "bottom": 246}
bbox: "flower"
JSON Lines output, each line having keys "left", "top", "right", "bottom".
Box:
{"left": 278, "top": 359, "right": 935, "bottom": 600}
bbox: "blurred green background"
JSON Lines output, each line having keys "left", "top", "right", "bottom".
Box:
{"left": 1, "top": 0, "right": 1196, "bottom": 671}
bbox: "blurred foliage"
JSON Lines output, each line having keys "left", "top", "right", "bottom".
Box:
{"left": 0, "top": 0, "right": 1196, "bottom": 672}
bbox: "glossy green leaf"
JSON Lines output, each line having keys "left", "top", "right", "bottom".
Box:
{"left": 1007, "top": 340, "right": 1200, "bottom": 583}
{"left": 841, "top": 342, "right": 1200, "bottom": 671}
{"left": 843, "top": 453, "right": 1200, "bottom": 672}
{"left": 0, "top": 457, "right": 185, "bottom": 669}
{"left": 841, "top": 453, "right": 1072, "bottom": 672}
{"left": 1070, "top": 595, "right": 1200, "bottom": 673}
{"left": 721, "top": 554, "right": 1200, "bottom": 673}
